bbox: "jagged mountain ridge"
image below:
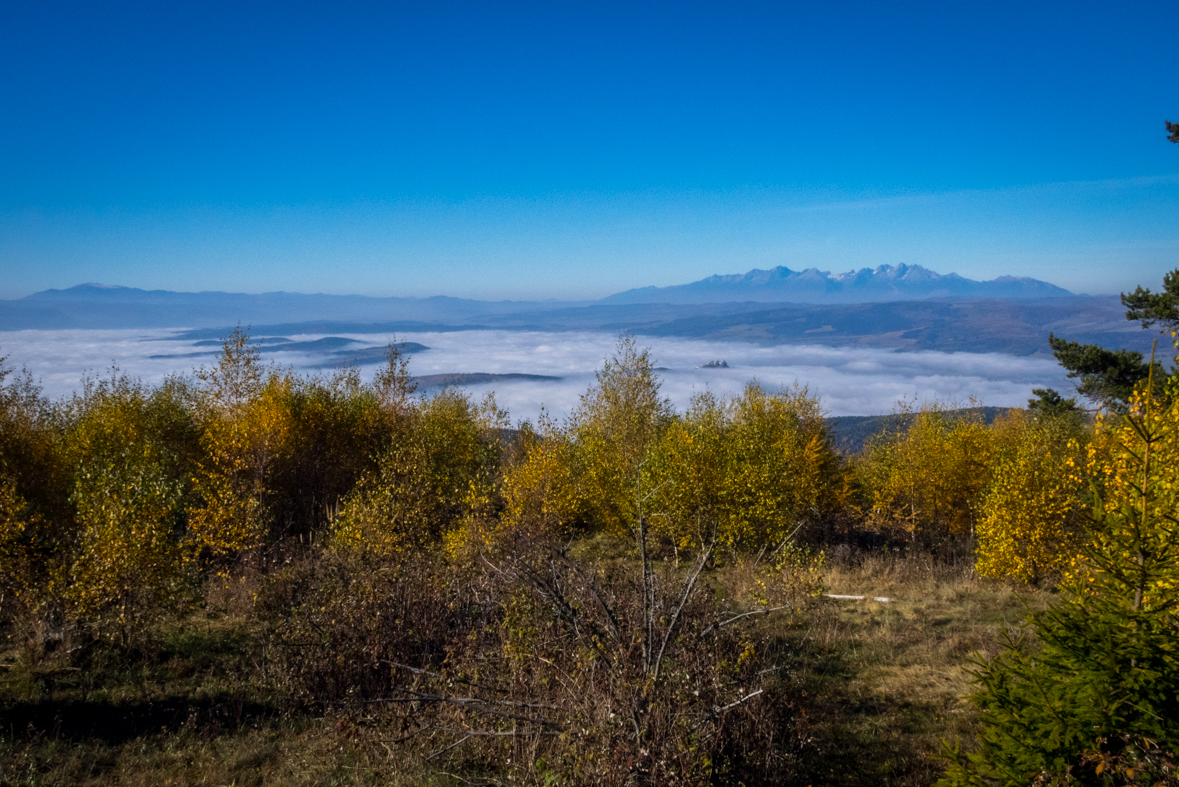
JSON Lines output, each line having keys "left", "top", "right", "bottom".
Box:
{"left": 602, "top": 264, "right": 1072, "bottom": 304}
{"left": 4, "top": 264, "right": 1073, "bottom": 332}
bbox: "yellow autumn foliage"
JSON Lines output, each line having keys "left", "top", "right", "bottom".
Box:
{"left": 566, "top": 335, "right": 674, "bottom": 536}
{"left": 497, "top": 415, "right": 584, "bottom": 541}
{"left": 1070, "top": 377, "right": 1179, "bottom": 605}
{"left": 20, "top": 319, "right": 1179, "bottom": 659}
{"left": 63, "top": 373, "right": 196, "bottom": 638}
{"left": 188, "top": 330, "right": 290, "bottom": 562}
{"left": 0, "top": 477, "right": 37, "bottom": 612}
{"left": 496, "top": 336, "right": 674, "bottom": 543}
{"left": 333, "top": 389, "right": 503, "bottom": 559}
{"left": 189, "top": 332, "right": 431, "bottom": 565}
{"left": 647, "top": 383, "right": 836, "bottom": 550}
{"left": 975, "top": 410, "right": 1087, "bottom": 583}
{"left": 0, "top": 360, "right": 70, "bottom": 616}
{"left": 858, "top": 403, "right": 993, "bottom": 540}
{"left": 268, "top": 367, "right": 397, "bottom": 536}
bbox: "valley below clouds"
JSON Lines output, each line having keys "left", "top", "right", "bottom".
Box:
{"left": 0, "top": 328, "right": 1075, "bottom": 420}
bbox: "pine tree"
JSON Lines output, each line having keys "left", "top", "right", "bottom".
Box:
{"left": 941, "top": 355, "right": 1179, "bottom": 786}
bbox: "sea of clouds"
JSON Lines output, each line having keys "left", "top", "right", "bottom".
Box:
{"left": 0, "top": 329, "right": 1075, "bottom": 421}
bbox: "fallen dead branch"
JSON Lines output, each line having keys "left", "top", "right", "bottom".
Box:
{"left": 825, "top": 593, "right": 894, "bottom": 602}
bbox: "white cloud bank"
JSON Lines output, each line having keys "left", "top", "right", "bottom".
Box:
{"left": 0, "top": 329, "right": 1075, "bottom": 421}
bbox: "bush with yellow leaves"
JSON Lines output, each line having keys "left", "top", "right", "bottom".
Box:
{"left": 496, "top": 335, "right": 673, "bottom": 543}
{"left": 0, "top": 360, "right": 69, "bottom": 621}
{"left": 333, "top": 389, "right": 506, "bottom": 559}
{"left": 974, "top": 409, "right": 1089, "bottom": 583}
{"left": 63, "top": 372, "right": 200, "bottom": 641}
{"left": 646, "top": 382, "right": 837, "bottom": 551}
{"left": 857, "top": 402, "right": 993, "bottom": 542}
{"left": 495, "top": 413, "right": 583, "bottom": 542}
{"left": 187, "top": 327, "right": 287, "bottom": 564}
{"left": 1078, "top": 375, "right": 1179, "bottom": 603}
{"left": 0, "top": 477, "right": 38, "bottom": 619}
{"left": 942, "top": 359, "right": 1179, "bottom": 786}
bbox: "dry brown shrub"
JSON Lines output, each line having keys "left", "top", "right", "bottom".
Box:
{"left": 260, "top": 548, "right": 469, "bottom": 705}
{"left": 261, "top": 528, "right": 816, "bottom": 785}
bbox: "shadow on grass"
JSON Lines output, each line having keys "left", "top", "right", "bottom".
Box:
{"left": 787, "top": 634, "right": 957, "bottom": 787}
{"left": 1, "top": 622, "right": 281, "bottom": 749}
{"left": 1, "top": 693, "right": 279, "bottom": 745}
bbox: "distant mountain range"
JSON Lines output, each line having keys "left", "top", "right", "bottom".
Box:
{"left": 82, "top": 294, "right": 1144, "bottom": 357}
{"left": 0, "top": 283, "right": 564, "bottom": 331}
{"left": 1, "top": 265, "right": 1072, "bottom": 332}
{"left": 0, "top": 266, "right": 1149, "bottom": 357}
{"left": 603, "top": 264, "right": 1073, "bottom": 304}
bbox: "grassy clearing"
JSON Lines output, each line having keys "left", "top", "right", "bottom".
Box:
{"left": 1, "top": 551, "right": 1050, "bottom": 786}
{"left": 790, "top": 553, "right": 1050, "bottom": 787}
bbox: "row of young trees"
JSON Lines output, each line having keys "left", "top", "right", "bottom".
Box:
{"left": 855, "top": 401, "right": 1090, "bottom": 583}
{"left": 0, "top": 326, "right": 1164, "bottom": 639}
{"left": 0, "top": 330, "right": 439, "bottom": 639}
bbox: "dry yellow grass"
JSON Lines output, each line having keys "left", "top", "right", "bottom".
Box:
{"left": 788, "top": 552, "right": 1051, "bottom": 787}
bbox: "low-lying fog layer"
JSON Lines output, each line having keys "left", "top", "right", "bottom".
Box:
{"left": 0, "top": 328, "right": 1075, "bottom": 420}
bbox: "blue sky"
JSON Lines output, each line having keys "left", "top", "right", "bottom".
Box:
{"left": 1, "top": 0, "right": 1176, "bottom": 301}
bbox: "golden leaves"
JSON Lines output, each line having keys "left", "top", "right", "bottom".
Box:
{"left": 332, "top": 389, "right": 499, "bottom": 560}
{"left": 62, "top": 373, "right": 192, "bottom": 638}
{"left": 647, "top": 383, "right": 836, "bottom": 550}
{"left": 858, "top": 404, "right": 993, "bottom": 539}
{"left": 975, "top": 411, "right": 1087, "bottom": 583}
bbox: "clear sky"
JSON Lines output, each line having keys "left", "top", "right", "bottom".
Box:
{"left": 1, "top": 0, "right": 1176, "bottom": 301}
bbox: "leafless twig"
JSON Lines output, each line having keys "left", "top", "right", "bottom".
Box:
{"left": 699, "top": 605, "right": 793, "bottom": 638}
{"left": 427, "top": 734, "right": 472, "bottom": 761}
{"left": 383, "top": 686, "right": 565, "bottom": 730}
{"left": 381, "top": 660, "right": 510, "bottom": 695}
{"left": 691, "top": 689, "right": 765, "bottom": 730}
{"left": 652, "top": 537, "right": 714, "bottom": 682}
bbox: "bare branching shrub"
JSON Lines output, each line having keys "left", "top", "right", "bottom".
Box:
{"left": 266, "top": 519, "right": 816, "bottom": 785}
{"left": 458, "top": 529, "right": 811, "bottom": 785}
{"left": 261, "top": 549, "right": 469, "bottom": 705}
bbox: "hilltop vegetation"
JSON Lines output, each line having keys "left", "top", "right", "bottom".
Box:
{"left": 2, "top": 297, "right": 1178, "bottom": 784}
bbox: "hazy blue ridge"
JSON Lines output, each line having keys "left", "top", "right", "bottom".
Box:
{"left": 0, "top": 271, "right": 1155, "bottom": 357}
{"left": 631, "top": 295, "right": 1152, "bottom": 355}
{"left": 410, "top": 372, "right": 562, "bottom": 389}
{"left": 601, "top": 264, "right": 1073, "bottom": 305}
{"left": 149, "top": 339, "right": 430, "bottom": 364}
{"left": 3, "top": 284, "right": 575, "bottom": 330}
{"left": 127, "top": 296, "right": 1146, "bottom": 356}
